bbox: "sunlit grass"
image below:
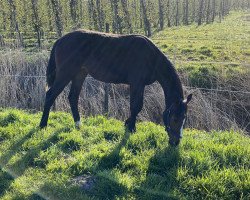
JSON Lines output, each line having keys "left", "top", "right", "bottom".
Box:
{"left": 152, "top": 11, "right": 250, "bottom": 64}
{"left": 0, "top": 108, "right": 249, "bottom": 199}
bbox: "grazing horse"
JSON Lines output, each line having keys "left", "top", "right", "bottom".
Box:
{"left": 39, "top": 30, "right": 192, "bottom": 146}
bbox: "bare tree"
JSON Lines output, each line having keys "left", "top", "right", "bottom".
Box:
{"left": 183, "top": 0, "right": 189, "bottom": 25}
{"left": 158, "top": 0, "right": 164, "bottom": 30}
{"left": 175, "top": 0, "right": 180, "bottom": 26}
{"left": 191, "top": 0, "right": 197, "bottom": 23}
{"left": 31, "top": 0, "right": 42, "bottom": 48}
{"left": 198, "top": 0, "right": 205, "bottom": 25}
{"left": 46, "top": 0, "right": 54, "bottom": 32}
{"left": 88, "top": 0, "right": 98, "bottom": 30}
{"left": 211, "top": 0, "right": 216, "bottom": 23}
{"left": 110, "top": 0, "right": 122, "bottom": 33}
{"left": 166, "top": 0, "right": 171, "bottom": 27}
{"left": 21, "top": 0, "right": 29, "bottom": 33}
{"left": 70, "top": 0, "right": 79, "bottom": 29}
{"left": 51, "top": 0, "right": 63, "bottom": 37}
{"left": 121, "top": 0, "right": 133, "bottom": 33}
{"left": 0, "top": 1, "right": 7, "bottom": 31}
{"left": 206, "top": 0, "right": 211, "bottom": 24}
{"left": 79, "top": 0, "right": 84, "bottom": 27}
{"left": 140, "top": 0, "right": 151, "bottom": 36}
{"left": 8, "top": 0, "right": 23, "bottom": 46}
{"left": 96, "top": 0, "right": 105, "bottom": 31}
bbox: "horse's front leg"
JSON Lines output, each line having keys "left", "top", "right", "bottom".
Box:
{"left": 125, "top": 84, "right": 145, "bottom": 132}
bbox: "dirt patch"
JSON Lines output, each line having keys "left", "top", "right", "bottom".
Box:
{"left": 71, "top": 175, "right": 96, "bottom": 191}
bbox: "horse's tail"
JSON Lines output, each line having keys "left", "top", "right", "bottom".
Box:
{"left": 46, "top": 41, "right": 58, "bottom": 88}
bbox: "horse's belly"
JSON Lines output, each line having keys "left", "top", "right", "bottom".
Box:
{"left": 86, "top": 65, "right": 129, "bottom": 84}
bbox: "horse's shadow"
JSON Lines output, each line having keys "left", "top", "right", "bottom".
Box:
{"left": 97, "top": 129, "right": 131, "bottom": 170}
{"left": 0, "top": 126, "right": 69, "bottom": 200}
{"left": 77, "top": 128, "right": 131, "bottom": 200}
{"left": 0, "top": 168, "right": 14, "bottom": 198}
{"left": 84, "top": 128, "right": 180, "bottom": 200}
{"left": 135, "top": 145, "right": 180, "bottom": 200}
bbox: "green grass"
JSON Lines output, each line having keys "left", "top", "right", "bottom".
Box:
{"left": 152, "top": 12, "right": 250, "bottom": 64}
{"left": 0, "top": 108, "right": 249, "bottom": 199}
{"left": 152, "top": 11, "right": 250, "bottom": 88}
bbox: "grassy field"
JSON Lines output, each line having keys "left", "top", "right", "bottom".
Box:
{"left": 153, "top": 12, "right": 250, "bottom": 63}
{"left": 152, "top": 12, "right": 250, "bottom": 89}
{"left": 0, "top": 109, "right": 249, "bottom": 200}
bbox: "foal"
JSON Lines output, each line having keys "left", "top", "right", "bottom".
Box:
{"left": 40, "top": 30, "right": 192, "bottom": 146}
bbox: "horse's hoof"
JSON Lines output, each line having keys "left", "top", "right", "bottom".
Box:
{"left": 75, "top": 121, "right": 81, "bottom": 129}
{"left": 39, "top": 123, "right": 47, "bottom": 129}
{"left": 125, "top": 121, "right": 136, "bottom": 132}
{"left": 125, "top": 118, "right": 136, "bottom": 132}
{"left": 128, "top": 127, "right": 136, "bottom": 133}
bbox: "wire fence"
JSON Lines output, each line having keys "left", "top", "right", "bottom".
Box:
{"left": 0, "top": 43, "right": 249, "bottom": 132}
{"left": 1, "top": 74, "right": 250, "bottom": 95}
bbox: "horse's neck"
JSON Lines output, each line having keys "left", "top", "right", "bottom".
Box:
{"left": 157, "top": 57, "right": 184, "bottom": 109}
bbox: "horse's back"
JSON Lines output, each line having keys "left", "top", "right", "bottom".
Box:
{"left": 54, "top": 30, "right": 161, "bottom": 84}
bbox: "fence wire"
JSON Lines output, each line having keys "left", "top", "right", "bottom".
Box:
{"left": 1, "top": 74, "right": 250, "bottom": 95}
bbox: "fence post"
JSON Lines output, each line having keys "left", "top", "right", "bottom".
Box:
{"left": 104, "top": 23, "right": 110, "bottom": 115}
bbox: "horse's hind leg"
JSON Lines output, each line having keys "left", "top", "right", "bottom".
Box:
{"left": 68, "top": 70, "right": 87, "bottom": 129}
{"left": 39, "top": 76, "right": 71, "bottom": 128}
{"left": 125, "top": 84, "right": 145, "bottom": 132}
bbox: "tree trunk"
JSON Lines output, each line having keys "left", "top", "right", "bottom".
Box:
{"left": 8, "top": 0, "right": 23, "bottom": 47}
{"left": 175, "top": 0, "right": 179, "bottom": 26}
{"left": 51, "top": 0, "right": 63, "bottom": 37}
{"left": 96, "top": 0, "right": 105, "bottom": 31}
{"left": 132, "top": 0, "right": 138, "bottom": 29}
{"left": 183, "top": 0, "right": 189, "bottom": 25}
{"left": 198, "top": 0, "right": 204, "bottom": 25}
{"left": 191, "top": 0, "right": 196, "bottom": 23}
{"left": 21, "top": 0, "right": 28, "bottom": 33}
{"left": 31, "top": 0, "right": 42, "bottom": 48}
{"left": 211, "top": 0, "right": 216, "bottom": 22}
{"left": 88, "top": 0, "right": 98, "bottom": 30}
{"left": 140, "top": 0, "right": 151, "bottom": 36}
{"left": 47, "top": 0, "right": 53, "bottom": 32}
{"left": 79, "top": 0, "right": 84, "bottom": 27}
{"left": 70, "top": 0, "right": 79, "bottom": 29}
{"left": 166, "top": 0, "right": 171, "bottom": 27}
{"left": 0, "top": 1, "right": 7, "bottom": 31}
{"left": 158, "top": 0, "right": 164, "bottom": 30}
{"left": 121, "top": 0, "right": 133, "bottom": 33}
{"left": 206, "top": 0, "right": 211, "bottom": 24}
{"left": 110, "top": 0, "right": 121, "bottom": 33}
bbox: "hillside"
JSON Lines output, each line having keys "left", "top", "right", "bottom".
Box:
{"left": 0, "top": 109, "right": 249, "bottom": 200}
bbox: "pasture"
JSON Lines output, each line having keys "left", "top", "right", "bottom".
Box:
{"left": 0, "top": 109, "right": 249, "bottom": 199}
{"left": 0, "top": 10, "right": 250, "bottom": 200}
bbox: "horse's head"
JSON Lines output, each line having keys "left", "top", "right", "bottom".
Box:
{"left": 163, "top": 94, "right": 192, "bottom": 146}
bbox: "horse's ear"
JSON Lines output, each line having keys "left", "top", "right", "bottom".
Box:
{"left": 184, "top": 94, "right": 192, "bottom": 104}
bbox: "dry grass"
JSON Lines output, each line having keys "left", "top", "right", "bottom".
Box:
{"left": 0, "top": 50, "right": 249, "bottom": 132}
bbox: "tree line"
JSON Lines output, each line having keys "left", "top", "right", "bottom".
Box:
{"left": 0, "top": 0, "right": 249, "bottom": 48}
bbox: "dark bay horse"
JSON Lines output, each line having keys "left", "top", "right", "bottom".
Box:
{"left": 39, "top": 30, "right": 192, "bottom": 146}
